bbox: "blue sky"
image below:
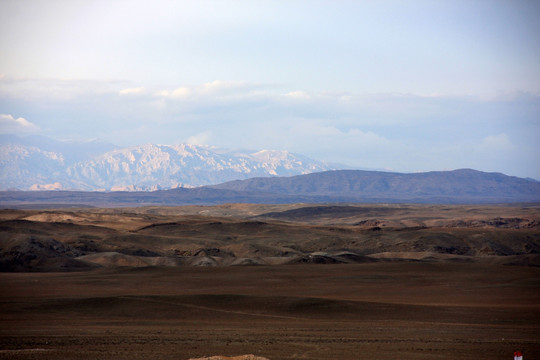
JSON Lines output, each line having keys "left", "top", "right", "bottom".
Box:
{"left": 1, "top": 0, "right": 539, "bottom": 178}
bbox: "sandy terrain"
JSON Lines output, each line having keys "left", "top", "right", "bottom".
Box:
{"left": 188, "top": 356, "right": 269, "bottom": 360}
{"left": 0, "top": 263, "right": 539, "bottom": 359}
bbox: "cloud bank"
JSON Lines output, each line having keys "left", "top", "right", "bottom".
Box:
{"left": 1, "top": 76, "right": 538, "bottom": 179}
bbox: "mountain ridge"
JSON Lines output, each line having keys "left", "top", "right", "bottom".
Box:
{"left": 0, "top": 136, "right": 336, "bottom": 191}
{"left": 209, "top": 168, "right": 540, "bottom": 201}
{"left": 1, "top": 168, "right": 539, "bottom": 207}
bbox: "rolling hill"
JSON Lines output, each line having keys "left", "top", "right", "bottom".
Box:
{"left": 1, "top": 203, "right": 539, "bottom": 271}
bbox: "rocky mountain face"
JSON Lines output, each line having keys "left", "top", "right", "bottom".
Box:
{"left": 0, "top": 143, "right": 66, "bottom": 190}
{"left": 0, "top": 136, "right": 334, "bottom": 190}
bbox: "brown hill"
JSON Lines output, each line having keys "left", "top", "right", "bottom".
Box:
{"left": 1, "top": 204, "right": 539, "bottom": 271}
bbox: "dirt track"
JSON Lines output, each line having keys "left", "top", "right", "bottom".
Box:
{"left": 1, "top": 263, "right": 539, "bottom": 359}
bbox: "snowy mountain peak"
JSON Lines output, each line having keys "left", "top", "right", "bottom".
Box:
{"left": 251, "top": 149, "right": 292, "bottom": 161}
{"left": 0, "top": 138, "right": 337, "bottom": 191}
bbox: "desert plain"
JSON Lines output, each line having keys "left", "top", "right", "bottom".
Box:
{"left": 0, "top": 203, "right": 539, "bottom": 359}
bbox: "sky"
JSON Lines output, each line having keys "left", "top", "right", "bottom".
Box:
{"left": 1, "top": 0, "right": 539, "bottom": 179}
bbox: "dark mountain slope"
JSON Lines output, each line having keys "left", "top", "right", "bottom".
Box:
{"left": 210, "top": 169, "right": 540, "bottom": 203}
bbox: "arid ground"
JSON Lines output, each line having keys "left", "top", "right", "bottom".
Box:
{"left": 1, "top": 204, "right": 539, "bottom": 359}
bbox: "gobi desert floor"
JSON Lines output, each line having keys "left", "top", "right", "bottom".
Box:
{"left": 0, "top": 204, "right": 539, "bottom": 359}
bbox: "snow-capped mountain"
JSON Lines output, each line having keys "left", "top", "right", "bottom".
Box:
{"left": 0, "top": 143, "right": 66, "bottom": 190}
{"left": 0, "top": 136, "right": 336, "bottom": 190}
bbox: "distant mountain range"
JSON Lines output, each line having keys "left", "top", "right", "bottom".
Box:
{"left": 2, "top": 135, "right": 539, "bottom": 205}
{"left": 0, "top": 135, "right": 336, "bottom": 191}
{"left": 211, "top": 169, "right": 540, "bottom": 203}
{"left": 1, "top": 169, "right": 539, "bottom": 207}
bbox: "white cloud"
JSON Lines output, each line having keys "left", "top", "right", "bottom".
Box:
{"left": 0, "top": 76, "right": 125, "bottom": 101}
{"left": 290, "top": 122, "right": 390, "bottom": 146}
{"left": 119, "top": 87, "right": 145, "bottom": 96}
{"left": 0, "top": 114, "right": 40, "bottom": 134}
{"left": 186, "top": 131, "right": 213, "bottom": 145}
{"left": 155, "top": 80, "right": 266, "bottom": 103}
{"left": 170, "top": 87, "right": 191, "bottom": 99}
{"left": 284, "top": 90, "right": 310, "bottom": 100}
{"left": 479, "top": 133, "right": 513, "bottom": 151}
{"left": 201, "top": 80, "right": 247, "bottom": 93}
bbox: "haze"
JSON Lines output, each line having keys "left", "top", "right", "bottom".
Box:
{"left": 1, "top": 0, "right": 539, "bottom": 179}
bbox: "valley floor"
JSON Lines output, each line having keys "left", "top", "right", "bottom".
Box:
{"left": 1, "top": 263, "right": 539, "bottom": 360}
